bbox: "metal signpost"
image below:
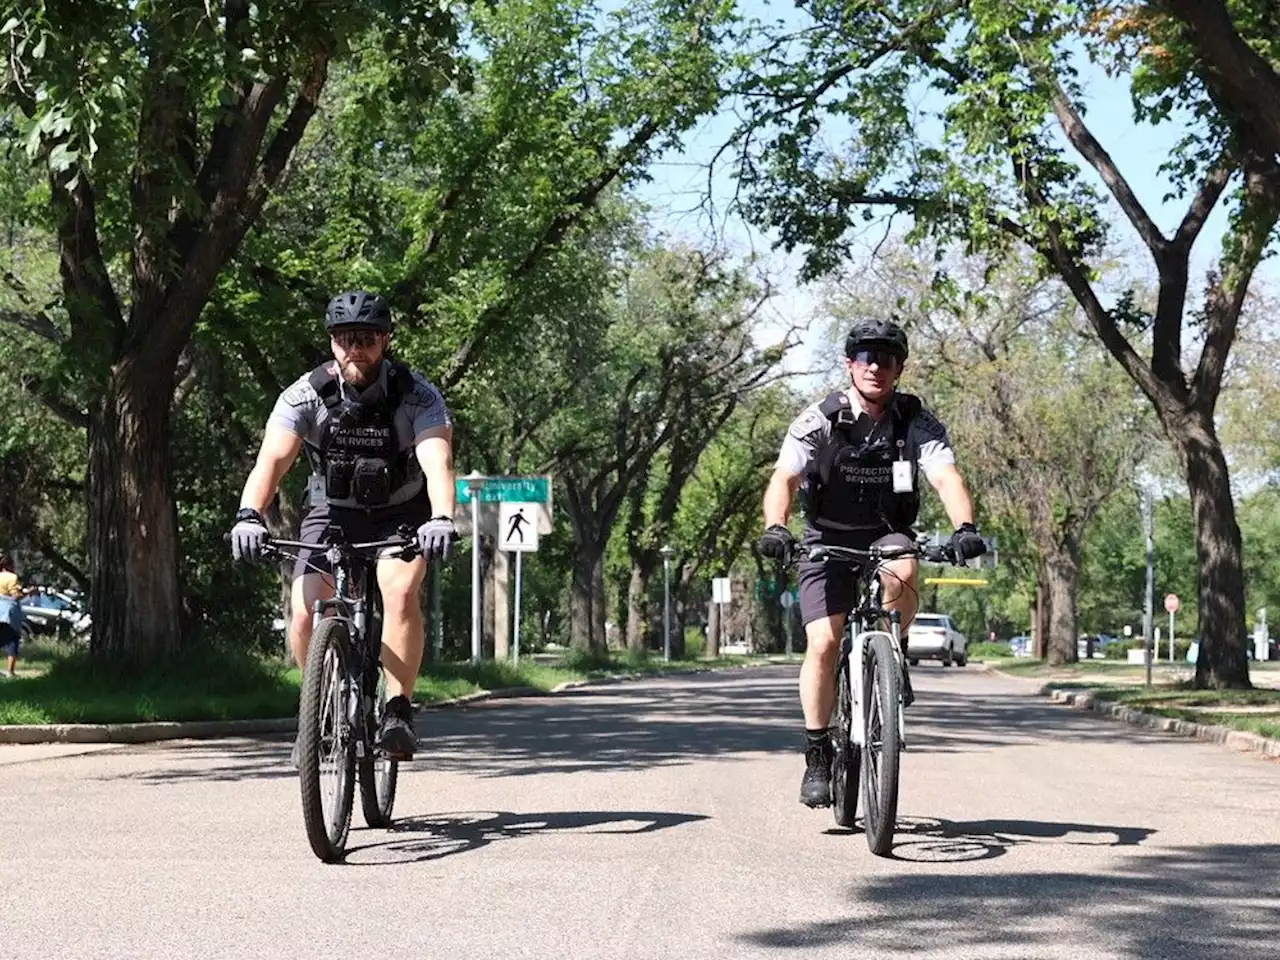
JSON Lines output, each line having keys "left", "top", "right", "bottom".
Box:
{"left": 455, "top": 475, "right": 553, "bottom": 663}
{"left": 660, "top": 545, "right": 675, "bottom": 662}
{"left": 498, "top": 502, "right": 539, "bottom": 664}
{"left": 1165, "top": 593, "right": 1179, "bottom": 663}
{"left": 464, "top": 471, "right": 485, "bottom": 662}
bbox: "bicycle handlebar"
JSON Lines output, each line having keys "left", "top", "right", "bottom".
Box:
{"left": 263, "top": 533, "right": 420, "bottom": 561}
{"left": 792, "top": 539, "right": 958, "bottom": 567}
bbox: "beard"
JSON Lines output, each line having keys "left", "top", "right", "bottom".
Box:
{"left": 338, "top": 355, "right": 381, "bottom": 390}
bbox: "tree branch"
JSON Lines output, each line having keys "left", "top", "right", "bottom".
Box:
{"left": 50, "top": 170, "right": 125, "bottom": 355}
{"left": 1156, "top": 0, "right": 1280, "bottom": 159}
{"left": 1012, "top": 156, "right": 1172, "bottom": 408}
{"left": 438, "top": 114, "right": 666, "bottom": 391}
{"left": 18, "top": 373, "right": 89, "bottom": 429}
{"left": 0, "top": 307, "right": 66, "bottom": 344}
{"left": 1173, "top": 162, "right": 1232, "bottom": 253}
{"left": 1048, "top": 79, "right": 1167, "bottom": 261}
{"left": 1192, "top": 155, "right": 1280, "bottom": 410}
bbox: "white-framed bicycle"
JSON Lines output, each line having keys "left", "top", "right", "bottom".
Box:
{"left": 793, "top": 537, "right": 962, "bottom": 856}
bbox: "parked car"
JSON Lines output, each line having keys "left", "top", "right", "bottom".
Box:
{"left": 909, "top": 613, "right": 968, "bottom": 666}
{"left": 1007, "top": 635, "right": 1033, "bottom": 658}
{"left": 20, "top": 588, "right": 91, "bottom": 639}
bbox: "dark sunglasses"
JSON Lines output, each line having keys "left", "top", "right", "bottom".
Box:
{"left": 332, "top": 329, "right": 382, "bottom": 349}
{"left": 850, "top": 348, "right": 901, "bottom": 368}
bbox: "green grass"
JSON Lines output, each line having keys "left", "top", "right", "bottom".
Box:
{"left": 987, "top": 658, "right": 1156, "bottom": 678}
{"left": 0, "top": 648, "right": 299, "bottom": 725}
{"left": 1058, "top": 683, "right": 1280, "bottom": 740}
{"left": 0, "top": 646, "right": 771, "bottom": 726}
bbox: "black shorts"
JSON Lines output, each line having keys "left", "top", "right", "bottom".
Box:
{"left": 797, "top": 531, "right": 916, "bottom": 627}
{"left": 0, "top": 623, "right": 19, "bottom": 657}
{"left": 291, "top": 498, "right": 432, "bottom": 581}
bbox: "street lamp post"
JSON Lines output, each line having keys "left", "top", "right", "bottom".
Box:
{"left": 465, "top": 470, "right": 486, "bottom": 663}
{"left": 1140, "top": 483, "right": 1155, "bottom": 687}
{"left": 660, "top": 545, "right": 674, "bottom": 662}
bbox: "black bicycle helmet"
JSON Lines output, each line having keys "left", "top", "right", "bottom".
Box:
{"left": 844, "top": 317, "right": 908, "bottom": 361}
{"left": 325, "top": 291, "right": 392, "bottom": 332}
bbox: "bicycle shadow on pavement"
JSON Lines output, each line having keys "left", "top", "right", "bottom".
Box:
{"left": 886, "top": 815, "right": 1156, "bottom": 863}
{"left": 342, "top": 808, "right": 708, "bottom": 866}
{"left": 739, "top": 842, "right": 1280, "bottom": 960}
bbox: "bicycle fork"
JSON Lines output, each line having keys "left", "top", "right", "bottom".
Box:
{"left": 848, "top": 615, "right": 907, "bottom": 753}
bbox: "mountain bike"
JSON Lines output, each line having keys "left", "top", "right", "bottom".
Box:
{"left": 262, "top": 524, "right": 419, "bottom": 863}
{"left": 793, "top": 536, "right": 960, "bottom": 856}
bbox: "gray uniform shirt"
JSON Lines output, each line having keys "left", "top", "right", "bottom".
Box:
{"left": 268, "top": 359, "right": 452, "bottom": 508}
{"left": 777, "top": 387, "right": 955, "bottom": 498}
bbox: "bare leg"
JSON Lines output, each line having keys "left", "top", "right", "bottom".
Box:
{"left": 289, "top": 572, "right": 334, "bottom": 672}
{"left": 799, "top": 613, "right": 846, "bottom": 729}
{"left": 376, "top": 555, "right": 427, "bottom": 700}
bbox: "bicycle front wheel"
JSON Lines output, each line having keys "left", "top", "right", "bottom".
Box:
{"left": 298, "top": 617, "right": 356, "bottom": 863}
{"left": 860, "top": 632, "right": 902, "bottom": 856}
{"left": 831, "top": 649, "right": 861, "bottom": 828}
{"left": 359, "top": 668, "right": 399, "bottom": 828}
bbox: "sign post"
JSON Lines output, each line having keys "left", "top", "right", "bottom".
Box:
{"left": 780, "top": 589, "right": 795, "bottom": 656}
{"left": 464, "top": 471, "right": 485, "bottom": 662}
{"left": 660, "top": 546, "right": 675, "bottom": 661}
{"left": 498, "top": 502, "right": 539, "bottom": 664}
{"left": 1164, "top": 593, "right": 1179, "bottom": 663}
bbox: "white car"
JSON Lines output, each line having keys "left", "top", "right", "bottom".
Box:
{"left": 908, "top": 613, "right": 967, "bottom": 667}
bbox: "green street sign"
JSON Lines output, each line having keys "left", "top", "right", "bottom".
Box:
{"left": 455, "top": 475, "right": 552, "bottom": 505}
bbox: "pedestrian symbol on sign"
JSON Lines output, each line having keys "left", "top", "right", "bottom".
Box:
{"left": 506, "top": 509, "right": 528, "bottom": 543}
{"left": 498, "top": 502, "right": 539, "bottom": 553}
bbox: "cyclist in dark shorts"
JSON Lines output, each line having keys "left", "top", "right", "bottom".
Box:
{"left": 757, "top": 318, "right": 986, "bottom": 807}
{"left": 229, "top": 291, "right": 457, "bottom": 760}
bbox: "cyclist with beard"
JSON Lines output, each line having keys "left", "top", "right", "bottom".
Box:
{"left": 229, "top": 291, "right": 457, "bottom": 762}
{"left": 757, "top": 318, "right": 987, "bottom": 808}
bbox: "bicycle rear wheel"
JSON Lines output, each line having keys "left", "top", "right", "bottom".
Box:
{"left": 298, "top": 617, "right": 356, "bottom": 863}
{"left": 861, "top": 632, "right": 902, "bottom": 856}
{"left": 359, "top": 668, "right": 399, "bottom": 828}
{"left": 831, "top": 647, "right": 861, "bottom": 828}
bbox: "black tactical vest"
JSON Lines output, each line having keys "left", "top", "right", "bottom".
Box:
{"left": 307, "top": 361, "right": 414, "bottom": 507}
{"left": 804, "top": 390, "right": 922, "bottom": 535}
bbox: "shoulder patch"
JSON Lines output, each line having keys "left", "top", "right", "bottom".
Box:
{"left": 281, "top": 378, "right": 316, "bottom": 408}
{"left": 788, "top": 408, "right": 828, "bottom": 444}
{"left": 912, "top": 406, "right": 948, "bottom": 442}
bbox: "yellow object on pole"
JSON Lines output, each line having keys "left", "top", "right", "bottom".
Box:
{"left": 923, "top": 577, "right": 989, "bottom": 586}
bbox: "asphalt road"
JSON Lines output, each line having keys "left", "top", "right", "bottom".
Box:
{"left": 1, "top": 665, "right": 1277, "bottom": 960}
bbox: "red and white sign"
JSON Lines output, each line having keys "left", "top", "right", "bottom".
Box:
{"left": 1164, "top": 593, "right": 1180, "bottom": 614}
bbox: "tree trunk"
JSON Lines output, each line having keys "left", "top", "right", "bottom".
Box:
{"left": 88, "top": 359, "right": 182, "bottom": 661}
{"left": 625, "top": 564, "right": 653, "bottom": 652}
{"left": 1044, "top": 542, "right": 1081, "bottom": 667}
{"left": 706, "top": 599, "right": 720, "bottom": 659}
{"left": 592, "top": 556, "right": 608, "bottom": 648}
{"left": 1170, "top": 410, "right": 1251, "bottom": 688}
{"left": 570, "top": 542, "right": 606, "bottom": 651}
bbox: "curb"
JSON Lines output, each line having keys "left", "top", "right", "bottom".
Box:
{"left": 1041, "top": 684, "right": 1280, "bottom": 761}
{"left": 0, "top": 661, "right": 785, "bottom": 746}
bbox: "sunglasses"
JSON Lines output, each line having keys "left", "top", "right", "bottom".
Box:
{"left": 332, "top": 329, "right": 383, "bottom": 349}
{"left": 850, "top": 349, "right": 901, "bottom": 368}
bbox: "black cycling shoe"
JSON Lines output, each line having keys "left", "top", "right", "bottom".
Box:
{"left": 901, "top": 663, "right": 915, "bottom": 708}
{"left": 799, "top": 737, "right": 834, "bottom": 808}
{"left": 377, "top": 694, "right": 418, "bottom": 759}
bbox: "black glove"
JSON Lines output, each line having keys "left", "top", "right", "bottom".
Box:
{"left": 757, "top": 524, "right": 796, "bottom": 560}
{"left": 416, "top": 517, "right": 456, "bottom": 561}
{"left": 949, "top": 522, "right": 987, "bottom": 561}
{"left": 230, "top": 508, "right": 269, "bottom": 563}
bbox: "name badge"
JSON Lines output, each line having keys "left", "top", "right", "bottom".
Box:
{"left": 892, "top": 460, "right": 913, "bottom": 493}
{"left": 308, "top": 474, "right": 326, "bottom": 504}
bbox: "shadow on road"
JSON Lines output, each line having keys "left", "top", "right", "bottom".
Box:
{"left": 342, "top": 808, "right": 708, "bottom": 865}
{"left": 740, "top": 843, "right": 1280, "bottom": 959}
{"left": 888, "top": 816, "right": 1156, "bottom": 862}
{"left": 101, "top": 664, "right": 1256, "bottom": 786}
